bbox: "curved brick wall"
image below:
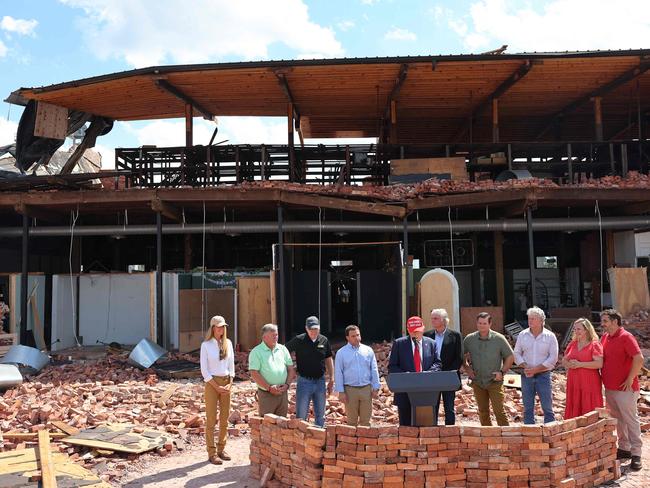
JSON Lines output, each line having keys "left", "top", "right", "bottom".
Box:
{"left": 250, "top": 408, "right": 619, "bottom": 488}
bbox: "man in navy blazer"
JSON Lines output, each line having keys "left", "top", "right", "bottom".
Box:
{"left": 389, "top": 316, "right": 442, "bottom": 426}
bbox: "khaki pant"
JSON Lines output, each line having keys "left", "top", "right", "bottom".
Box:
{"left": 472, "top": 381, "right": 509, "bottom": 426}
{"left": 605, "top": 389, "right": 643, "bottom": 456}
{"left": 204, "top": 376, "right": 231, "bottom": 456}
{"left": 257, "top": 389, "right": 289, "bottom": 417}
{"left": 344, "top": 385, "right": 372, "bottom": 426}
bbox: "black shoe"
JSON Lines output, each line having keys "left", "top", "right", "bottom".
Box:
{"left": 616, "top": 449, "right": 632, "bottom": 460}
{"left": 630, "top": 455, "right": 642, "bottom": 471}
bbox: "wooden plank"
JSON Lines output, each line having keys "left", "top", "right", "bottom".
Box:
{"left": 50, "top": 421, "right": 80, "bottom": 436}
{"left": 236, "top": 276, "right": 271, "bottom": 351}
{"left": 390, "top": 157, "right": 468, "bottom": 180}
{"left": 37, "top": 430, "right": 57, "bottom": 488}
{"left": 178, "top": 288, "right": 235, "bottom": 333}
{"left": 2, "top": 432, "right": 67, "bottom": 440}
{"left": 157, "top": 384, "right": 180, "bottom": 407}
{"left": 280, "top": 191, "right": 406, "bottom": 218}
{"left": 179, "top": 331, "right": 205, "bottom": 354}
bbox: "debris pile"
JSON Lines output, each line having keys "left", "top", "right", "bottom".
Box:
{"left": 237, "top": 171, "right": 650, "bottom": 202}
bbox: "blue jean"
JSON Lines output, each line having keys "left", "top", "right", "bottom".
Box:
{"left": 295, "top": 376, "right": 326, "bottom": 427}
{"left": 521, "top": 371, "right": 555, "bottom": 424}
{"left": 434, "top": 390, "right": 456, "bottom": 425}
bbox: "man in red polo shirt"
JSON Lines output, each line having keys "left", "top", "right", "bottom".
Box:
{"left": 600, "top": 309, "right": 644, "bottom": 471}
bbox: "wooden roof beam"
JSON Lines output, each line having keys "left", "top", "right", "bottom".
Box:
{"left": 453, "top": 60, "right": 533, "bottom": 142}
{"left": 154, "top": 79, "right": 214, "bottom": 120}
{"left": 280, "top": 191, "right": 406, "bottom": 218}
{"left": 619, "top": 200, "right": 650, "bottom": 215}
{"left": 13, "top": 203, "right": 62, "bottom": 223}
{"left": 151, "top": 198, "right": 182, "bottom": 222}
{"left": 496, "top": 197, "right": 537, "bottom": 218}
{"left": 275, "top": 73, "right": 301, "bottom": 121}
{"left": 536, "top": 58, "right": 650, "bottom": 139}
{"left": 383, "top": 64, "right": 409, "bottom": 122}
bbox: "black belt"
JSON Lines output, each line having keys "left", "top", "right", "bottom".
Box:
{"left": 299, "top": 374, "right": 325, "bottom": 381}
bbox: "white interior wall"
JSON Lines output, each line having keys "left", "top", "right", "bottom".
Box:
{"left": 51, "top": 275, "right": 78, "bottom": 351}
{"left": 162, "top": 272, "right": 179, "bottom": 350}
{"left": 78, "top": 273, "right": 153, "bottom": 346}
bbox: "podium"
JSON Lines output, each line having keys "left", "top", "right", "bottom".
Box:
{"left": 387, "top": 370, "right": 461, "bottom": 426}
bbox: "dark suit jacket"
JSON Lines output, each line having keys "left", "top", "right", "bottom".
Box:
{"left": 424, "top": 328, "right": 463, "bottom": 371}
{"left": 388, "top": 335, "right": 441, "bottom": 407}
{"left": 425, "top": 328, "right": 463, "bottom": 390}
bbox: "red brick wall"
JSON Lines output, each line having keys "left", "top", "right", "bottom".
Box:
{"left": 250, "top": 408, "right": 618, "bottom": 488}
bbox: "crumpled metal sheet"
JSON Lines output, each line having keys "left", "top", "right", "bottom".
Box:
{"left": 128, "top": 338, "right": 167, "bottom": 369}
{"left": 0, "top": 345, "right": 50, "bottom": 372}
{"left": 0, "top": 364, "right": 22, "bottom": 389}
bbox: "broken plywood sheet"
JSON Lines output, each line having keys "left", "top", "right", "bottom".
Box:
{"left": 62, "top": 424, "right": 172, "bottom": 454}
{"left": 607, "top": 267, "right": 650, "bottom": 317}
{"left": 0, "top": 447, "right": 110, "bottom": 487}
{"left": 34, "top": 102, "right": 68, "bottom": 140}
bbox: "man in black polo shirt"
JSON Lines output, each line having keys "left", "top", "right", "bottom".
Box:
{"left": 285, "top": 316, "right": 333, "bottom": 427}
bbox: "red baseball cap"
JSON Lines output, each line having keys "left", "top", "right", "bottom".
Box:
{"left": 406, "top": 316, "right": 425, "bottom": 333}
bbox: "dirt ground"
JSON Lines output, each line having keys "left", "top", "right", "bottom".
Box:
{"left": 114, "top": 436, "right": 254, "bottom": 488}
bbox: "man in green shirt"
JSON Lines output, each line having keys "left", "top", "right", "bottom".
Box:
{"left": 463, "top": 312, "right": 514, "bottom": 426}
{"left": 249, "top": 324, "right": 296, "bottom": 417}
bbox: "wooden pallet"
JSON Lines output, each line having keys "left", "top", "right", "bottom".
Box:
{"left": 0, "top": 332, "right": 16, "bottom": 358}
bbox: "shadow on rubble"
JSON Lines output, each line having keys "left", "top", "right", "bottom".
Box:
{"left": 121, "top": 460, "right": 254, "bottom": 488}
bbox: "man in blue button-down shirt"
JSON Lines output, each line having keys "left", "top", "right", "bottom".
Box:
{"left": 334, "top": 325, "right": 380, "bottom": 426}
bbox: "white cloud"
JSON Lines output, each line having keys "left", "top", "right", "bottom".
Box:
{"left": 0, "top": 40, "right": 7, "bottom": 57}
{"left": 94, "top": 143, "right": 115, "bottom": 169}
{"left": 0, "top": 16, "right": 38, "bottom": 36}
{"left": 125, "top": 116, "right": 287, "bottom": 148}
{"left": 59, "top": 0, "right": 344, "bottom": 67}
{"left": 446, "top": 0, "right": 650, "bottom": 52}
{"left": 0, "top": 119, "right": 18, "bottom": 146}
{"left": 384, "top": 27, "right": 417, "bottom": 41}
{"left": 361, "top": 0, "right": 379, "bottom": 5}
{"left": 337, "top": 20, "right": 355, "bottom": 31}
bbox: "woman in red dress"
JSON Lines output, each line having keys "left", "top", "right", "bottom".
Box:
{"left": 562, "top": 318, "right": 604, "bottom": 419}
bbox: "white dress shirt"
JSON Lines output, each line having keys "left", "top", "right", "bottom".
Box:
{"left": 200, "top": 338, "right": 236, "bottom": 382}
{"left": 410, "top": 338, "right": 423, "bottom": 370}
{"left": 514, "top": 327, "right": 558, "bottom": 370}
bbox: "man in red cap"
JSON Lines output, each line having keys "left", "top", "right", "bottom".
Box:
{"left": 388, "top": 316, "right": 442, "bottom": 426}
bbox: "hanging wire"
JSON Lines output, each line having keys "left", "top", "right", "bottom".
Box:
{"left": 448, "top": 206, "right": 455, "bottom": 275}
{"left": 595, "top": 200, "right": 604, "bottom": 309}
{"left": 69, "top": 208, "right": 81, "bottom": 347}
{"left": 318, "top": 207, "right": 323, "bottom": 320}
{"left": 201, "top": 201, "right": 206, "bottom": 334}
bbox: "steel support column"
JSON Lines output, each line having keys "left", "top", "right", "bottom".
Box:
{"left": 526, "top": 207, "right": 537, "bottom": 307}
{"left": 20, "top": 213, "right": 29, "bottom": 345}
{"left": 277, "top": 205, "right": 286, "bottom": 342}
{"left": 156, "top": 212, "right": 164, "bottom": 346}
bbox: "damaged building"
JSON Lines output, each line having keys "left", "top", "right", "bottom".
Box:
{"left": 1, "top": 49, "right": 649, "bottom": 356}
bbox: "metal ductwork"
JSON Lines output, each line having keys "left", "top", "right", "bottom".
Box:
{"left": 1, "top": 216, "right": 650, "bottom": 237}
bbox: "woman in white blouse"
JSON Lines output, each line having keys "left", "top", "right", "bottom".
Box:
{"left": 200, "top": 315, "right": 235, "bottom": 464}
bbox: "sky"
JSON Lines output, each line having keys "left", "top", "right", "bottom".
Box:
{"left": 1, "top": 0, "right": 649, "bottom": 168}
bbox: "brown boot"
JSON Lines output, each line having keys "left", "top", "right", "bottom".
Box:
{"left": 218, "top": 450, "right": 231, "bottom": 461}
{"left": 209, "top": 454, "right": 223, "bottom": 465}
